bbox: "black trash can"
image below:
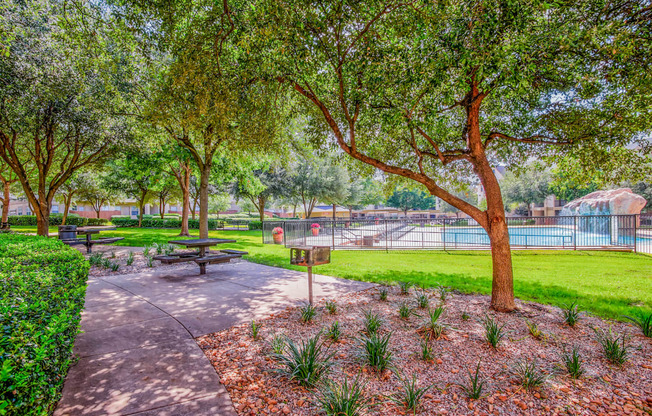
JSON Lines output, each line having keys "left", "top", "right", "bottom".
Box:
{"left": 58, "top": 225, "right": 77, "bottom": 240}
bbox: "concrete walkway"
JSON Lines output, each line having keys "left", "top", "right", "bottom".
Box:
{"left": 55, "top": 260, "right": 371, "bottom": 416}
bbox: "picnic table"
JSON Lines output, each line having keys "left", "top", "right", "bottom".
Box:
{"left": 58, "top": 225, "right": 124, "bottom": 254}
{"left": 154, "top": 238, "right": 248, "bottom": 275}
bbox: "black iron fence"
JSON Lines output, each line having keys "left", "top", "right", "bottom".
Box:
{"left": 263, "top": 215, "right": 652, "bottom": 254}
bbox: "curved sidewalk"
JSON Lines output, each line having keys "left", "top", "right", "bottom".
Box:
{"left": 55, "top": 260, "right": 372, "bottom": 416}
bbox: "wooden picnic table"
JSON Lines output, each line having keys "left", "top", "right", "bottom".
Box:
{"left": 158, "top": 238, "right": 245, "bottom": 275}
{"left": 60, "top": 226, "right": 124, "bottom": 254}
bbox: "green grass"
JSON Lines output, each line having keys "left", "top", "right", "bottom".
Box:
{"left": 13, "top": 226, "right": 652, "bottom": 319}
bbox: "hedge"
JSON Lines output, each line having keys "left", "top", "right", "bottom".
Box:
{"left": 7, "top": 214, "right": 90, "bottom": 227}
{"left": 110, "top": 217, "right": 226, "bottom": 230}
{"left": 0, "top": 233, "right": 89, "bottom": 415}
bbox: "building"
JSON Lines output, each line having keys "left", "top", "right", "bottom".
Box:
{"left": 529, "top": 195, "right": 567, "bottom": 217}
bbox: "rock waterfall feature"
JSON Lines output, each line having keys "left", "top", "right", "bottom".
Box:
{"left": 560, "top": 188, "right": 647, "bottom": 243}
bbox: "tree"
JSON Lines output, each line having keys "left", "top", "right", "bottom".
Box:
{"left": 152, "top": 175, "right": 180, "bottom": 219}
{"left": 0, "top": 0, "right": 126, "bottom": 235}
{"left": 629, "top": 182, "right": 652, "bottom": 212}
{"left": 289, "top": 156, "right": 350, "bottom": 219}
{"left": 256, "top": 0, "right": 650, "bottom": 311}
{"left": 440, "top": 189, "right": 479, "bottom": 218}
{"left": 57, "top": 174, "right": 92, "bottom": 225}
{"left": 318, "top": 164, "right": 350, "bottom": 220}
{"left": 209, "top": 193, "right": 231, "bottom": 218}
{"left": 501, "top": 165, "right": 552, "bottom": 215}
{"left": 162, "top": 147, "right": 193, "bottom": 235}
{"left": 119, "top": 0, "right": 285, "bottom": 239}
{"left": 549, "top": 168, "right": 601, "bottom": 202}
{"left": 77, "top": 174, "right": 114, "bottom": 219}
{"left": 387, "top": 187, "right": 436, "bottom": 217}
{"left": 104, "top": 153, "right": 161, "bottom": 227}
{"left": 231, "top": 165, "right": 290, "bottom": 222}
{"left": 0, "top": 161, "right": 18, "bottom": 227}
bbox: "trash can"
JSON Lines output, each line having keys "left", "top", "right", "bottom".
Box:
{"left": 362, "top": 235, "right": 374, "bottom": 247}
{"left": 58, "top": 225, "right": 77, "bottom": 240}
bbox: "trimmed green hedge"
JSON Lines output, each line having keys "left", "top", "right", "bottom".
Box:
{"left": 7, "top": 214, "right": 89, "bottom": 227}
{"left": 110, "top": 217, "right": 226, "bottom": 230}
{"left": 0, "top": 233, "right": 89, "bottom": 415}
{"left": 247, "top": 220, "right": 262, "bottom": 230}
{"left": 86, "top": 218, "right": 109, "bottom": 226}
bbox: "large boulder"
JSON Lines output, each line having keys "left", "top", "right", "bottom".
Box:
{"left": 561, "top": 188, "right": 647, "bottom": 216}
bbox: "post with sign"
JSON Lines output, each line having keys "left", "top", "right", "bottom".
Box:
{"left": 289, "top": 246, "right": 331, "bottom": 305}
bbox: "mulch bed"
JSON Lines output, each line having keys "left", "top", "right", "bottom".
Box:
{"left": 197, "top": 286, "right": 652, "bottom": 415}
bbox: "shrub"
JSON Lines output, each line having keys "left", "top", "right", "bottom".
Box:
{"left": 593, "top": 326, "right": 630, "bottom": 365}
{"left": 7, "top": 214, "right": 89, "bottom": 227}
{"left": 525, "top": 319, "right": 543, "bottom": 339}
{"left": 273, "top": 333, "right": 333, "bottom": 387}
{"left": 420, "top": 339, "right": 434, "bottom": 361}
{"left": 481, "top": 314, "right": 507, "bottom": 349}
{"left": 561, "top": 301, "right": 582, "bottom": 327}
{"left": 86, "top": 218, "right": 109, "bottom": 226}
{"left": 623, "top": 313, "right": 652, "bottom": 337}
{"left": 300, "top": 302, "right": 317, "bottom": 323}
{"left": 414, "top": 291, "right": 429, "bottom": 309}
{"left": 511, "top": 359, "right": 548, "bottom": 390}
{"left": 250, "top": 320, "right": 261, "bottom": 340}
{"left": 379, "top": 287, "right": 388, "bottom": 301}
{"left": 361, "top": 310, "right": 383, "bottom": 335}
{"left": 316, "top": 377, "right": 369, "bottom": 416}
{"left": 560, "top": 346, "right": 585, "bottom": 379}
{"left": 389, "top": 373, "right": 432, "bottom": 413}
{"left": 398, "top": 281, "right": 413, "bottom": 294}
{"left": 398, "top": 301, "right": 414, "bottom": 320}
{"left": 248, "top": 220, "right": 263, "bottom": 230}
{"left": 270, "top": 334, "right": 286, "bottom": 355}
{"left": 327, "top": 321, "right": 341, "bottom": 342}
{"left": 126, "top": 251, "right": 134, "bottom": 266}
{"left": 458, "top": 361, "right": 486, "bottom": 399}
{"left": 421, "top": 306, "right": 447, "bottom": 340}
{"left": 325, "top": 300, "right": 337, "bottom": 315}
{"left": 110, "top": 217, "right": 225, "bottom": 230}
{"left": 358, "top": 332, "right": 393, "bottom": 372}
{"left": 0, "top": 234, "right": 89, "bottom": 415}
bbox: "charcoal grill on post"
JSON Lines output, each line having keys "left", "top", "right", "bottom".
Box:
{"left": 289, "top": 246, "right": 331, "bottom": 305}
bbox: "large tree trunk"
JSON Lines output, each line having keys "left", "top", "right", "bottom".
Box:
{"left": 2, "top": 181, "right": 10, "bottom": 225}
{"left": 95, "top": 208, "right": 101, "bottom": 219}
{"left": 35, "top": 198, "right": 51, "bottom": 237}
{"left": 198, "top": 165, "right": 211, "bottom": 238}
{"left": 466, "top": 92, "right": 515, "bottom": 312}
{"left": 258, "top": 196, "right": 266, "bottom": 222}
{"left": 180, "top": 172, "right": 190, "bottom": 236}
{"left": 159, "top": 196, "right": 165, "bottom": 219}
{"left": 138, "top": 194, "right": 145, "bottom": 227}
{"left": 488, "top": 218, "right": 514, "bottom": 311}
{"left": 62, "top": 195, "right": 72, "bottom": 225}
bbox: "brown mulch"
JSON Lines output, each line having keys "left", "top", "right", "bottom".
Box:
{"left": 197, "top": 286, "right": 652, "bottom": 416}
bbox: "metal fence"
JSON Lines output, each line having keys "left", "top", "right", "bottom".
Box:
{"left": 263, "top": 215, "right": 652, "bottom": 254}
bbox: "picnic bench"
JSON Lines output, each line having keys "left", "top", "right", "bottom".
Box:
{"left": 58, "top": 225, "right": 124, "bottom": 254}
{"left": 153, "top": 238, "right": 248, "bottom": 275}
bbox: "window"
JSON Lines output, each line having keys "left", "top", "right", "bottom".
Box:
{"left": 131, "top": 206, "right": 139, "bottom": 216}
{"left": 170, "top": 205, "right": 178, "bottom": 212}
{"left": 17, "top": 208, "right": 22, "bottom": 215}
{"left": 51, "top": 205, "right": 59, "bottom": 214}
{"left": 77, "top": 206, "right": 84, "bottom": 212}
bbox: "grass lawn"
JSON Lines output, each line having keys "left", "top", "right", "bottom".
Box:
{"left": 12, "top": 226, "right": 652, "bottom": 320}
